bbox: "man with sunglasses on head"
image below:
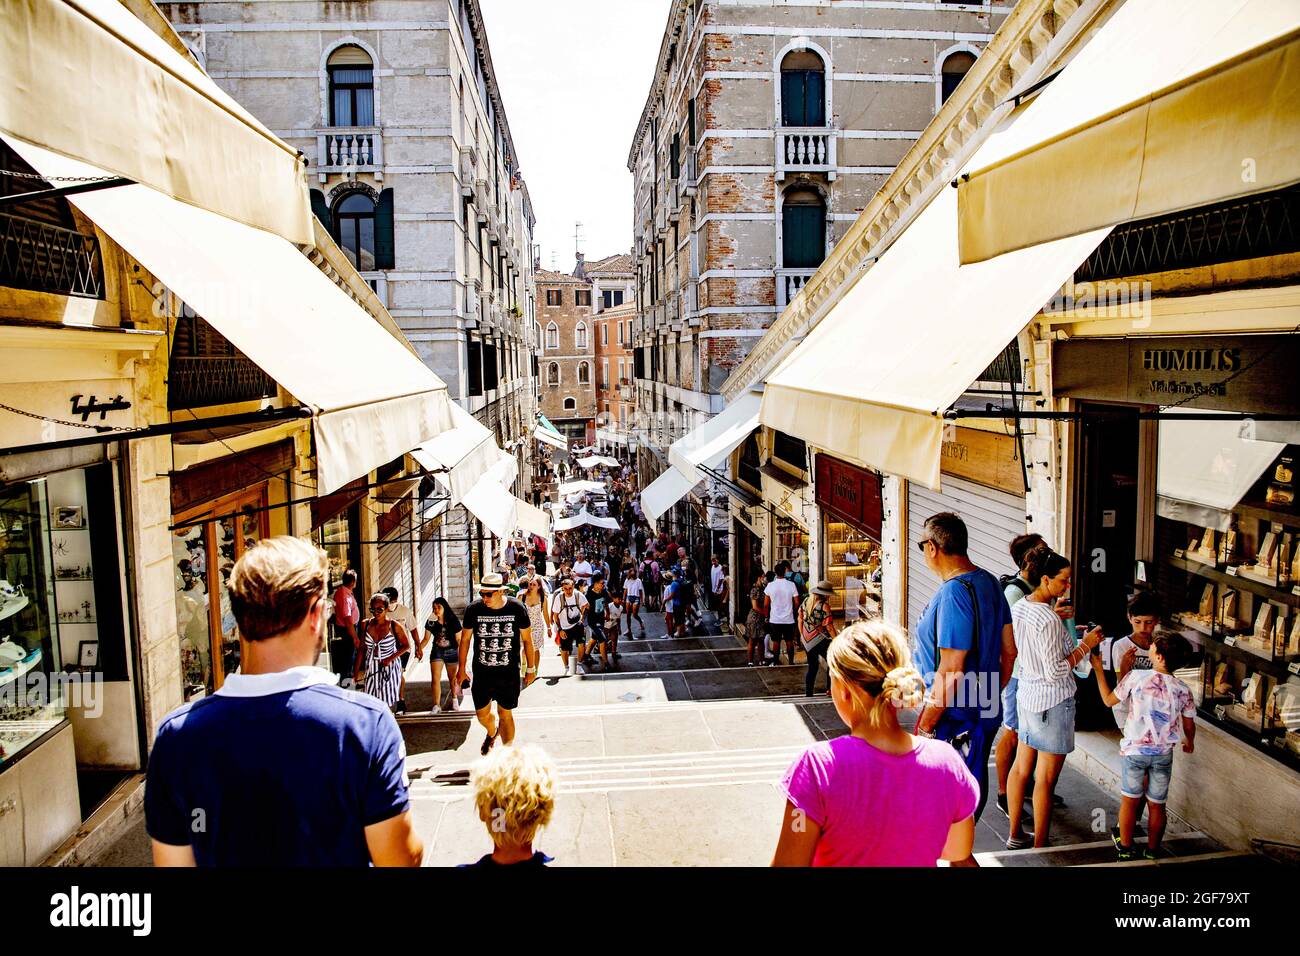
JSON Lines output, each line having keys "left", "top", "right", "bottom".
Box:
{"left": 550, "top": 574, "right": 588, "bottom": 676}
{"left": 458, "top": 573, "right": 537, "bottom": 755}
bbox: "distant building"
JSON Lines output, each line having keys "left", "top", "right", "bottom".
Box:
{"left": 536, "top": 267, "right": 597, "bottom": 443}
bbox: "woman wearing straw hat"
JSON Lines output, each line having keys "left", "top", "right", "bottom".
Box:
{"left": 799, "top": 580, "right": 840, "bottom": 697}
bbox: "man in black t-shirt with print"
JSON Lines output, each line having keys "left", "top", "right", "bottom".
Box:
{"left": 458, "top": 573, "right": 536, "bottom": 755}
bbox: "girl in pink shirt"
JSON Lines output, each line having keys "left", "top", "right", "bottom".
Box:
{"left": 773, "top": 620, "right": 980, "bottom": 867}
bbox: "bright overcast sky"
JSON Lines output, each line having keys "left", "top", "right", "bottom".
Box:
{"left": 479, "top": 0, "right": 670, "bottom": 272}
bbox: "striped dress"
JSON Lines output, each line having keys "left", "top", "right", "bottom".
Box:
{"left": 1011, "top": 598, "right": 1077, "bottom": 715}
{"left": 362, "top": 620, "right": 403, "bottom": 708}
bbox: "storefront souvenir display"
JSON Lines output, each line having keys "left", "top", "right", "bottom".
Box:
{"left": 1187, "top": 527, "right": 1217, "bottom": 565}
{"left": 1266, "top": 456, "right": 1295, "bottom": 506}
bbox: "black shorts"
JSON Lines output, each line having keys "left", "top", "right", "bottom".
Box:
{"left": 769, "top": 622, "right": 797, "bottom": 643}
{"left": 471, "top": 669, "right": 521, "bottom": 711}
{"left": 559, "top": 626, "right": 585, "bottom": 652}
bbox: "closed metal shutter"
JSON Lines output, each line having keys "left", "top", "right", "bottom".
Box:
{"left": 377, "top": 527, "right": 414, "bottom": 613}
{"left": 907, "top": 475, "right": 1025, "bottom": 634}
{"left": 416, "top": 529, "right": 443, "bottom": 624}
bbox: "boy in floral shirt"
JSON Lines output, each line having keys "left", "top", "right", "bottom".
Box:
{"left": 1090, "top": 634, "right": 1196, "bottom": 861}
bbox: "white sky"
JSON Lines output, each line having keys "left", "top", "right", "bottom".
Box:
{"left": 478, "top": 0, "right": 671, "bottom": 272}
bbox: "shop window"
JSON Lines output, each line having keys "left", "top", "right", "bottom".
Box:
{"left": 782, "top": 189, "right": 826, "bottom": 270}
{"left": 327, "top": 46, "right": 375, "bottom": 126}
{"left": 772, "top": 430, "right": 807, "bottom": 471}
{"left": 941, "top": 51, "right": 977, "bottom": 104}
{"left": 738, "top": 433, "right": 762, "bottom": 490}
{"left": 780, "top": 50, "right": 826, "bottom": 127}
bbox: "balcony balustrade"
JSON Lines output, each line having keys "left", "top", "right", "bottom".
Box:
{"left": 776, "top": 128, "right": 837, "bottom": 181}
{"left": 776, "top": 268, "right": 817, "bottom": 308}
{"left": 316, "top": 128, "right": 383, "bottom": 175}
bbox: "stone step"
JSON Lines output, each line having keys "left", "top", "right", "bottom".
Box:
{"left": 973, "top": 831, "right": 1255, "bottom": 867}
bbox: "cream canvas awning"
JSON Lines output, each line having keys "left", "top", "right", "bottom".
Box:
{"left": 558, "top": 480, "right": 606, "bottom": 496}
{"left": 535, "top": 427, "right": 569, "bottom": 451}
{"left": 6, "top": 138, "right": 455, "bottom": 496}
{"left": 640, "top": 468, "right": 697, "bottom": 528}
{"left": 516, "top": 500, "right": 552, "bottom": 543}
{"left": 577, "top": 455, "right": 621, "bottom": 469}
{"left": 1, "top": 0, "right": 313, "bottom": 243}
{"left": 1156, "top": 415, "right": 1286, "bottom": 530}
{"left": 761, "top": 186, "right": 1109, "bottom": 490}
{"left": 412, "top": 403, "right": 515, "bottom": 504}
{"left": 957, "top": 0, "right": 1300, "bottom": 263}
{"left": 668, "top": 391, "right": 761, "bottom": 483}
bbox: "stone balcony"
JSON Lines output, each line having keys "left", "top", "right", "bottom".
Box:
{"left": 776, "top": 127, "right": 837, "bottom": 182}
{"left": 776, "top": 268, "right": 817, "bottom": 308}
{"left": 316, "top": 127, "right": 383, "bottom": 178}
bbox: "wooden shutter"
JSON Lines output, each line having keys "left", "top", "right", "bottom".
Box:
{"left": 805, "top": 71, "right": 825, "bottom": 127}
{"left": 781, "top": 71, "right": 806, "bottom": 126}
{"left": 467, "top": 337, "right": 483, "bottom": 396}
{"left": 375, "top": 188, "right": 395, "bottom": 269}
{"left": 782, "top": 203, "right": 825, "bottom": 268}
{"left": 310, "top": 189, "right": 331, "bottom": 231}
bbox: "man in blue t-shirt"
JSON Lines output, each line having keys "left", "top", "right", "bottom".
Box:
{"left": 912, "top": 512, "right": 1016, "bottom": 855}
{"left": 145, "top": 537, "right": 423, "bottom": 867}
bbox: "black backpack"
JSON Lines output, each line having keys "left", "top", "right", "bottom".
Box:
{"left": 999, "top": 573, "right": 1031, "bottom": 600}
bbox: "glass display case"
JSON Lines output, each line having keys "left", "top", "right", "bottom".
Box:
{"left": 1158, "top": 443, "right": 1300, "bottom": 770}
{"left": 773, "top": 515, "right": 809, "bottom": 582}
{"left": 822, "top": 518, "right": 881, "bottom": 620}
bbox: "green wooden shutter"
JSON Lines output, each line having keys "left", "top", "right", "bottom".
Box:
{"left": 310, "top": 189, "right": 331, "bottom": 231}
{"left": 805, "top": 71, "right": 825, "bottom": 127}
{"left": 782, "top": 203, "right": 825, "bottom": 269}
{"left": 781, "top": 71, "right": 805, "bottom": 126}
{"left": 375, "top": 188, "right": 395, "bottom": 269}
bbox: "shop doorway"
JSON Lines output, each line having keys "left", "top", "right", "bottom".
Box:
{"left": 1074, "top": 404, "right": 1141, "bottom": 635}
{"left": 734, "top": 518, "right": 765, "bottom": 620}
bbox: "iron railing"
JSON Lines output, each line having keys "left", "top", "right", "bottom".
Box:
{"left": 168, "top": 356, "right": 278, "bottom": 410}
{"left": 0, "top": 212, "right": 104, "bottom": 299}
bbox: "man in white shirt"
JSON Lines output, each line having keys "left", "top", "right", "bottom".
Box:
{"left": 549, "top": 576, "right": 589, "bottom": 675}
{"left": 572, "top": 552, "right": 595, "bottom": 586}
{"left": 1105, "top": 590, "right": 1161, "bottom": 729}
{"left": 763, "top": 561, "right": 801, "bottom": 666}
{"left": 710, "top": 555, "right": 725, "bottom": 614}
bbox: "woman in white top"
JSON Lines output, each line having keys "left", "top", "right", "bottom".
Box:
{"left": 1005, "top": 546, "right": 1102, "bottom": 849}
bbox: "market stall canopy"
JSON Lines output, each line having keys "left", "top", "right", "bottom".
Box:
{"left": 1156, "top": 415, "right": 1286, "bottom": 530}
{"left": 760, "top": 186, "right": 1108, "bottom": 490}
{"left": 640, "top": 468, "right": 697, "bottom": 531}
{"left": 4, "top": 138, "right": 456, "bottom": 496}
{"left": 1, "top": 0, "right": 313, "bottom": 244}
{"left": 668, "top": 391, "right": 761, "bottom": 483}
{"left": 515, "top": 499, "right": 552, "bottom": 543}
{"left": 577, "top": 455, "right": 621, "bottom": 470}
{"left": 957, "top": 0, "right": 1300, "bottom": 264}
{"left": 535, "top": 426, "right": 569, "bottom": 451}
{"left": 558, "top": 480, "right": 606, "bottom": 496}
{"left": 552, "top": 509, "right": 621, "bottom": 533}
{"left": 412, "top": 403, "right": 515, "bottom": 504}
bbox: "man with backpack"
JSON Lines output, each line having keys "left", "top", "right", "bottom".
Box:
{"left": 912, "top": 513, "right": 1016, "bottom": 866}
{"left": 549, "top": 575, "right": 588, "bottom": 676}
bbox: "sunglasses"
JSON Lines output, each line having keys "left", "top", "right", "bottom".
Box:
{"left": 370, "top": 604, "right": 387, "bottom": 611}
{"left": 916, "top": 538, "right": 934, "bottom": 553}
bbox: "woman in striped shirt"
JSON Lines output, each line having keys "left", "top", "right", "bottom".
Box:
{"left": 1005, "top": 546, "right": 1103, "bottom": 849}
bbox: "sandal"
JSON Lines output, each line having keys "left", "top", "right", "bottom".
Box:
{"left": 480, "top": 731, "right": 498, "bottom": 756}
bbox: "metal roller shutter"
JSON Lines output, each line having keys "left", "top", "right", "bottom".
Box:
{"left": 377, "top": 527, "right": 414, "bottom": 612}
{"left": 416, "top": 530, "right": 443, "bottom": 624}
{"left": 907, "top": 475, "right": 1025, "bottom": 634}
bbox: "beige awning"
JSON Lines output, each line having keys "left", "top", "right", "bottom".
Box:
{"left": 516, "top": 499, "right": 552, "bottom": 542}
{"left": 411, "top": 403, "right": 515, "bottom": 505}
{"left": 957, "top": 0, "right": 1300, "bottom": 263}
{"left": 668, "top": 391, "right": 761, "bottom": 483}
{"left": 640, "top": 468, "right": 697, "bottom": 529}
{"left": 1, "top": 0, "right": 313, "bottom": 244}
{"left": 761, "top": 186, "right": 1108, "bottom": 490}
{"left": 6, "top": 137, "right": 454, "bottom": 496}
{"left": 534, "top": 426, "right": 569, "bottom": 451}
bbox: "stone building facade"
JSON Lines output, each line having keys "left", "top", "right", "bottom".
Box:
{"left": 581, "top": 253, "right": 636, "bottom": 444}
{"left": 628, "top": 0, "right": 1008, "bottom": 459}
{"left": 161, "top": 0, "right": 542, "bottom": 603}
{"left": 536, "top": 268, "right": 597, "bottom": 441}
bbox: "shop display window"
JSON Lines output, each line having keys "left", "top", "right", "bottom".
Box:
{"left": 774, "top": 516, "right": 809, "bottom": 585}
{"left": 1156, "top": 429, "right": 1300, "bottom": 769}
{"left": 823, "top": 519, "right": 881, "bottom": 621}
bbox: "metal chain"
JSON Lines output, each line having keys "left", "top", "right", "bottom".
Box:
{"left": 0, "top": 169, "right": 121, "bottom": 184}
{"left": 0, "top": 401, "right": 136, "bottom": 434}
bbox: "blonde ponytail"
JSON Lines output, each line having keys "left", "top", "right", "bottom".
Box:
{"left": 827, "top": 621, "right": 924, "bottom": 729}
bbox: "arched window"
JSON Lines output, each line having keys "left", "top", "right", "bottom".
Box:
{"left": 575, "top": 321, "right": 588, "bottom": 350}
{"left": 547, "top": 362, "right": 560, "bottom": 385}
{"left": 545, "top": 322, "right": 559, "bottom": 350}
{"left": 780, "top": 50, "right": 825, "bottom": 127}
{"left": 333, "top": 192, "right": 376, "bottom": 270}
{"left": 563, "top": 397, "right": 577, "bottom": 412}
{"left": 782, "top": 188, "right": 826, "bottom": 269}
{"left": 577, "top": 362, "right": 590, "bottom": 385}
{"left": 941, "top": 51, "right": 977, "bottom": 105}
{"left": 328, "top": 46, "right": 375, "bottom": 126}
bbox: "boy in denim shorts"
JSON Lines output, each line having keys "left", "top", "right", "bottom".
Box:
{"left": 1090, "top": 634, "right": 1196, "bottom": 861}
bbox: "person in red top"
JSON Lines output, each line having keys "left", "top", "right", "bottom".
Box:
{"left": 330, "top": 569, "right": 360, "bottom": 684}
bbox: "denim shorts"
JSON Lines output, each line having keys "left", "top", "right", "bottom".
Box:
{"left": 1002, "top": 677, "right": 1020, "bottom": 732}
{"left": 1121, "top": 751, "right": 1174, "bottom": 804}
{"left": 1018, "top": 694, "right": 1075, "bottom": 755}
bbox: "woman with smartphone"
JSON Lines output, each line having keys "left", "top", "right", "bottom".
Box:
{"left": 1004, "top": 546, "right": 1103, "bottom": 849}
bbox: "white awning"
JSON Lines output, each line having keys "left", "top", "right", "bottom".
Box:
{"left": 761, "top": 186, "right": 1108, "bottom": 490}
{"left": 460, "top": 478, "right": 518, "bottom": 541}
{"left": 640, "top": 468, "right": 697, "bottom": 526}
{"left": 577, "top": 455, "right": 621, "bottom": 469}
{"left": 552, "top": 509, "right": 621, "bottom": 533}
{"left": 412, "top": 403, "right": 514, "bottom": 504}
{"left": 1, "top": 0, "right": 313, "bottom": 243}
{"left": 516, "top": 499, "right": 552, "bottom": 542}
{"left": 5, "top": 138, "right": 455, "bottom": 496}
{"left": 535, "top": 426, "right": 569, "bottom": 451}
{"left": 957, "top": 0, "right": 1300, "bottom": 263}
{"left": 668, "top": 391, "right": 761, "bottom": 483}
{"left": 1156, "top": 416, "right": 1285, "bottom": 530}
{"left": 558, "top": 480, "right": 606, "bottom": 495}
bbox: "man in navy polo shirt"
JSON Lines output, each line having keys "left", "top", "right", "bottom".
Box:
{"left": 145, "top": 536, "right": 423, "bottom": 867}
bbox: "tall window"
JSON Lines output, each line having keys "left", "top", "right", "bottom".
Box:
{"left": 578, "top": 362, "right": 591, "bottom": 385}
{"left": 575, "top": 288, "right": 592, "bottom": 307}
{"left": 575, "top": 322, "right": 588, "bottom": 350}
{"left": 333, "top": 193, "right": 376, "bottom": 270}
{"left": 328, "top": 46, "right": 375, "bottom": 126}
{"left": 941, "top": 51, "right": 977, "bottom": 104}
{"left": 601, "top": 359, "right": 609, "bottom": 387}
{"left": 602, "top": 289, "right": 624, "bottom": 309}
{"left": 546, "top": 289, "right": 562, "bottom": 306}
{"left": 782, "top": 188, "right": 826, "bottom": 269}
{"left": 547, "top": 362, "right": 559, "bottom": 385}
{"left": 780, "top": 50, "right": 826, "bottom": 127}
{"left": 601, "top": 324, "right": 609, "bottom": 346}
{"left": 545, "top": 322, "right": 559, "bottom": 350}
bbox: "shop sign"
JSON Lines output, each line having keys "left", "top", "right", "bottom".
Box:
{"left": 1053, "top": 335, "right": 1300, "bottom": 415}
{"left": 0, "top": 380, "right": 135, "bottom": 447}
{"left": 815, "top": 455, "right": 883, "bottom": 539}
{"left": 939, "top": 427, "right": 1026, "bottom": 496}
